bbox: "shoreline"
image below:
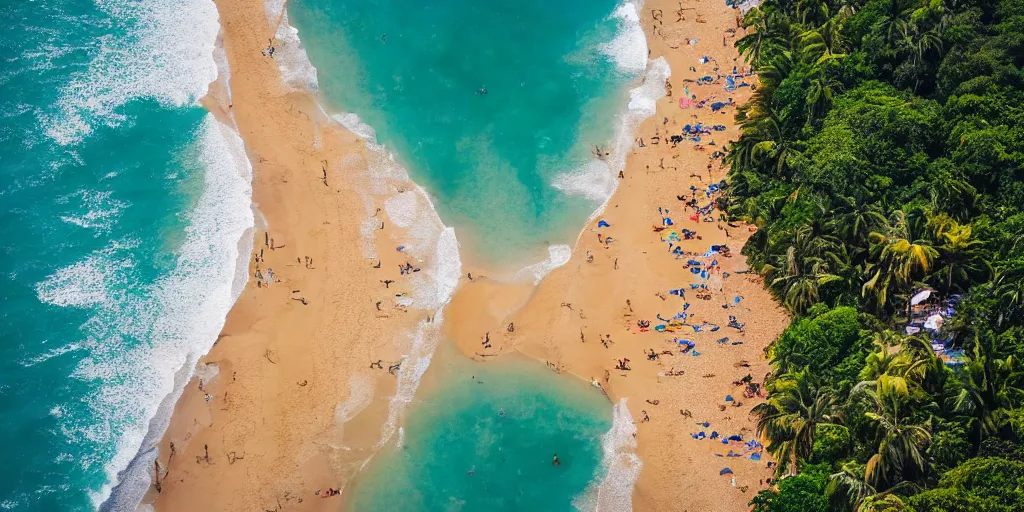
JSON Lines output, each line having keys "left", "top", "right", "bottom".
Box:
{"left": 145, "top": 0, "right": 788, "bottom": 510}
{"left": 443, "top": 0, "right": 789, "bottom": 510}
{"left": 144, "top": 0, "right": 461, "bottom": 509}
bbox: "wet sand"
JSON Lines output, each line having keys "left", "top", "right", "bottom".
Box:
{"left": 151, "top": 0, "right": 786, "bottom": 510}
{"left": 445, "top": 1, "right": 789, "bottom": 510}
{"left": 149, "top": 0, "right": 449, "bottom": 510}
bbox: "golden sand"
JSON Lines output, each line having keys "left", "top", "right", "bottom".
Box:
{"left": 152, "top": 0, "right": 787, "bottom": 510}
{"left": 444, "top": 1, "right": 789, "bottom": 510}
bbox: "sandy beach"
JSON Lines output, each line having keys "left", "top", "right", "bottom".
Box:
{"left": 151, "top": 0, "right": 787, "bottom": 510}
{"left": 149, "top": 0, "right": 456, "bottom": 510}
{"left": 444, "top": 1, "right": 789, "bottom": 510}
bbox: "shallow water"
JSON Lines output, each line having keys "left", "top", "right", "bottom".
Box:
{"left": 282, "top": 1, "right": 647, "bottom": 508}
{"left": 1, "top": 1, "right": 252, "bottom": 509}
{"left": 287, "top": 0, "right": 640, "bottom": 266}
{"left": 349, "top": 344, "right": 612, "bottom": 511}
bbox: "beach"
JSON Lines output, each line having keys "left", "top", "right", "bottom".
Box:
{"left": 151, "top": 0, "right": 787, "bottom": 511}
{"left": 446, "top": 1, "right": 789, "bottom": 509}
{"left": 148, "top": 1, "right": 457, "bottom": 509}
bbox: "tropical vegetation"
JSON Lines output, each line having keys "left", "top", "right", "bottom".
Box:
{"left": 727, "top": 0, "right": 1024, "bottom": 509}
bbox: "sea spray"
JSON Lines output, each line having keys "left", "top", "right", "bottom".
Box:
{"left": 551, "top": 56, "right": 671, "bottom": 223}
{"left": 44, "top": 0, "right": 222, "bottom": 146}
{"left": 596, "top": 399, "right": 643, "bottom": 511}
{"left": 514, "top": 244, "right": 574, "bottom": 284}
{"left": 88, "top": 115, "right": 254, "bottom": 510}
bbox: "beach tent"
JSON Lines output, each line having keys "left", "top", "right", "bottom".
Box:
{"left": 910, "top": 289, "right": 932, "bottom": 305}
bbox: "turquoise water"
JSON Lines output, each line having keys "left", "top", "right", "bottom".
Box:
{"left": 284, "top": 0, "right": 644, "bottom": 507}
{"left": 288, "top": 0, "right": 640, "bottom": 264}
{"left": 1, "top": 1, "right": 251, "bottom": 510}
{"left": 350, "top": 345, "right": 612, "bottom": 511}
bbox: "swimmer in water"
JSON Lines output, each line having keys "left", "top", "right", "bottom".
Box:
{"left": 552, "top": 454, "right": 561, "bottom": 466}
{"left": 499, "top": 408, "right": 505, "bottom": 417}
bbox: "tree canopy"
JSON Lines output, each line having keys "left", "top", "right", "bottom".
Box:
{"left": 732, "top": 0, "right": 1024, "bottom": 509}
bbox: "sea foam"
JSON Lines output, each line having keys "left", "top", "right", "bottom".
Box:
{"left": 264, "top": 1, "right": 319, "bottom": 92}
{"left": 325, "top": 108, "right": 463, "bottom": 452}
{"left": 551, "top": 56, "right": 671, "bottom": 220}
{"left": 576, "top": 398, "right": 642, "bottom": 511}
{"left": 45, "top": 0, "right": 222, "bottom": 145}
{"left": 40, "top": 115, "right": 254, "bottom": 510}
{"left": 514, "top": 244, "right": 573, "bottom": 284}
{"left": 598, "top": 0, "right": 649, "bottom": 74}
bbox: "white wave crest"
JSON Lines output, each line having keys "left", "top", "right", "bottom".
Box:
{"left": 552, "top": 57, "right": 671, "bottom": 218}
{"left": 43, "top": 115, "right": 254, "bottom": 508}
{"left": 514, "top": 244, "right": 573, "bottom": 284}
{"left": 324, "top": 110, "right": 462, "bottom": 450}
{"left": 576, "top": 398, "right": 643, "bottom": 511}
{"left": 271, "top": 10, "right": 319, "bottom": 92}
{"left": 45, "top": 0, "right": 222, "bottom": 145}
{"left": 598, "top": 0, "right": 648, "bottom": 74}
{"left": 37, "top": 252, "right": 131, "bottom": 308}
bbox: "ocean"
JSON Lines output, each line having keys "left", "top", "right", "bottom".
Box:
{"left": 282, "top": 0, "right": 653, "bottom": 508}
{"left": 1, "top": 0, "right": 252, "bottom": 510}
{"left": 347, "top": 344, "right": 617, "bottom": 511}
{"left": 287, "top": 0, "right": 650, "bottom": 269}
{"left": 1, "top": 0, "right": 653, "bottom": 509}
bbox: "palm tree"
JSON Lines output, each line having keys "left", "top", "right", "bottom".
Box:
{"left": 752, "top": 368, "right": 839, "bottom": 474}
{"left": 835, "top": 383, "right": 931, "bottom": 503}
{"left": 750, "top": 114, "right": 802, "bottom": 177}
{"left": 806, "top": 73, "right": 841, "bottom": 121}
{"left": 991, "top": 258, "right": 1024, "bottom": 328}
{"left": 880, "top": 0, "right": 914, "bottom": 45}
{"left": 763, "top": 217, "right": 846, "bottom": 314}
{"left": 902, "top": 26, "right": 943, "bottom": 92}
{"left": 862, "top": 211, "right": 938, "bottom": 312}
{"left": 829, "top": 194, "right": 887, "bottom": 249}
{"left": 925, "top": 171, "right": 977, "bottom": 218}
{"left": 950, "top": 334, "right": 1024, "bottom": 441}
{"left": 857, "top": 336, "right": 929, "bottom": 399}
{"left": 929, "top": 220, "right": 990, "bottom": 292}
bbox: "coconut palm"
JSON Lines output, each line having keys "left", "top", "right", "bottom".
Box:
{"left": 829, "top": 194, "right": 887, "bottom": 249}
{"left": 929, "top": 221, "right": 991, "bottom": 293}
{"left": 991, "top": 258, "right": 1024, "bottom": 328}
{"left": 860, "top": 386, "right": 933, "bottom": 490}
{"left": 862, "top": 211, "right": 939, "bottom": 311}
{"left": 753, "top": 368, "right": 839, "bottom": 474}
{"left": 950, "top": 334, "right": 1024, "bottom": 440}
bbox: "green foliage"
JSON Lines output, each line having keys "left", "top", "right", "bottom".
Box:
{"left": 737, "top": 0, "right": 1024, "bottom": 507}
{"left": 929, "top": 420, "right": 972, "bottom": 475}
{"left": 813, "top": 423, "right": 853, "bottom": 464}
{"left": 907, "top": 457, "right": 1024, "bottom": 511}
{"left": 907, "top": 487, "right": 1007, "bottom": 512}
{"left": 859, "top": 493, "right": 909, "bottom": 512}
{"left": 750, "top": 463, "right": 832, "bottom": 512}
{"left": 771, "top": 306, "right": 865, "bottom": 382}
